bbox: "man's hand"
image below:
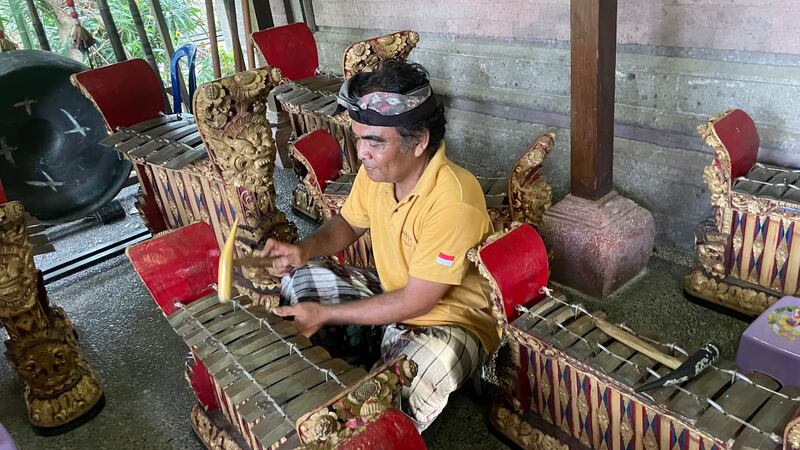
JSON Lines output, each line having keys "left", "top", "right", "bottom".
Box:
{"left": 272, "top": 303, "right": 327, "bottom": 337}
{"left": 259, "top": 238, "right": 309, "bottom": 277}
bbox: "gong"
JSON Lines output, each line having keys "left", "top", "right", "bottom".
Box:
{"left": 0, "top": 50, "right": 131, "bottom": 222}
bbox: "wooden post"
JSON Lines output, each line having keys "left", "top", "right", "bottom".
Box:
{"left": 24, "top": 0, "right": 50, "bottom": 51}
{"left": 9, "top": 0, "right": 33, "bottom": 49}
{"left": 97, "top": 0, "right": 127, "bottom": 61}
{"left": 569, "top": 0, "right": 617, "bottom": 200}
{"left": 149, "top": 0, "right": 189, "bottom": 108}
{"left": 282, "top": 0, "right": 294, "bottom": 23}
{"left": 127, "top": 0, "right": 172, "bottom": 113}
{"left": 540, "top": 0, "right": 653, "bottom": 299}
{"left": 240, "top": 0, "right": 254, "bottom": 69}
{"left": 204, "top": 0, "right": 221, "bottom": 78}
{"left": 149, "top": 0, "right": 175, "bottom": 56}
{"left": 299, "top": 0, "right": 316, "bottom": 32}
{"left": 222, "top": 0, "right": 244, "bottom": 72}
{"left": 252, "top": 0, "right": 274, "bottom": 30}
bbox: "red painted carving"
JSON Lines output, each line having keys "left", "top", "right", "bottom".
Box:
{"left": 127, "top": 221, "right": 220, "bottom": 316}
{"left": 72, "top": 59, "right": 164, "bottom": 131}
{"left": 293, "top": 129, "right": 344, "bottom": 193}
{"left": 478, "top": 224, "right": 549, "bottom": 321}
{"left": 713, "top": 109, "right": 759, "bottom": 179}
{"left": 251, "top": 23, "right": 318, "bottom": 81}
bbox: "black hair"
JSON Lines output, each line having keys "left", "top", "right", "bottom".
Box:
{"left": 349, "top": 60, "right": 446, "bottom": 156}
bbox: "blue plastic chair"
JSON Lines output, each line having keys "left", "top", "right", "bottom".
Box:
{"left": 170, "top": 43, "right": 198, "bottom": 114}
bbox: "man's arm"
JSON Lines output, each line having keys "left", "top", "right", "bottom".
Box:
{"left": 300, "top": 214, "right": 367, "bottom": 259}
{"left": 272, "top": 275, "right": 450, "bottom": 336}
{"left": 261, "top": 214, "right": 367, "bottom": 277}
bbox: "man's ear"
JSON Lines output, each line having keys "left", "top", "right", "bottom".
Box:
{"left": 413, "top": 129, "right": 430, "bottom": 158}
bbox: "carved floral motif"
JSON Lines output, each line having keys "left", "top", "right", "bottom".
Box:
{"left": 189, "top": 404, "right": 245, "bottom": 450}
{"left": 194, "top": 68, "right": 297, "bottom": 303}
{"left": 509, "top": 132, "right": 555, "bottom": 228}
{"left": 0, "top": 202, "right": 37, "bottom": 321}
{"left": 644, "top": 433, "right": 659, "bottom": 450}
{"left": 620, "top": 416, "right": 634, "bottom": 446}
{"left": 491, "top": 404, "right": 568, "bottom": 450}
{"left": 342, "top": 31, "right": 420, "bottom": 79}
{"left": 695, "top": 217, "right": 727, "bottom": 278}
{"left": 297, "top": 358, "right": 417, "bottom": 447}
{"left": 597, "top": 404, "right": 610, "bottom": 431}
{"left": 0, "top": 202, "right": 103, "bottom": 429}
{"left": 787, "top": 421, "right": 800, "bottom": 450}
{"left": 684, "top": 268, "right": 776, "bottom": 316}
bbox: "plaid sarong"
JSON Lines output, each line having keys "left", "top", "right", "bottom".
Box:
{"left": 280, "top": 259, "right": 383, "bottom": 304}
{"left": 381, "top": 324, "right": 483, "bottom": 431}
{"left": 280, "top": 260, "right": 484, "bottom": 431}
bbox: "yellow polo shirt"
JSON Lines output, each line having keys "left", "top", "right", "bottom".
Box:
{"left": 340, "top": 142, "right": 501, "bottom": 352}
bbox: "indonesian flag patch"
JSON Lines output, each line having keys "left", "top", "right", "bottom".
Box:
{"left": 436, "top": 252, "right": 455, "bottom": 267}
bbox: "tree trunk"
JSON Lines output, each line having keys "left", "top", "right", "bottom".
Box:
{"left": 204, "top": 0, "right": 221, "bottom": 78}
{"left": 24, "top": 0, "right": 50, "bottom": 50}
{"left": 97, "top": 0, "right": 126, "bottom": 62}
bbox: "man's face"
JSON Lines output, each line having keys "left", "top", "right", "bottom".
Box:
{"left": 351, "top": 121, "right": 421, "bottom": 184}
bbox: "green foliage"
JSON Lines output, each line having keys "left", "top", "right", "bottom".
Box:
{"left": 1, "top": 0, "right": 235, "bottom": 84}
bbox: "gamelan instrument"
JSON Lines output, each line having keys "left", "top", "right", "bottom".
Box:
{"left": 127, "top": 221, "right": 425, "bottom": 450}
{"left": 73, "top": 60, "right": 296, "bottom": 304}
{"left": 473, "top": 223, "right": 800, "bottom": 450}
{"left": 0, "top": 50, "right": 131, "bottom": 222}
{"left": 686, "top": 109, "right": 800, "bottom": 316}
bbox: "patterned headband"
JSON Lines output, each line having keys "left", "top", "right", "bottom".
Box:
{"left": 337, "top": 81, "right": 432, "bottom": 116}
{"left": 336, "top": 77, "right": 439, "bottom": 126}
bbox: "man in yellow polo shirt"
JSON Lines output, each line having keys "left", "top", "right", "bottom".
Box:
{"left": 263, "top": 60, "right": 500, "bottom": 430}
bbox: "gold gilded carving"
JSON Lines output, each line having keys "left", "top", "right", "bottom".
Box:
{"left": 620, "top": 415, "right": 634, "bottom": 446}
{"left": 558, "top": 382, "right": 569, "bottom": 418}
{"left": 697, "top": 109, "right": 734, "bottom": 236}
{"left": 0, "top": 202, "right": 103, "bottom": 430}
{"left": 787, "top": 421, "right": 800, "bottom": 450}
{"left": 644, "top": 433, "right": 658, "bottom": 450}
{"left": 773, "top": 232, "right": 789, "bottom": 291}
{"left": 342, "top": 31, "right": 420, "bottom": 79}
{"left": 698, "top": 110, "right": 733, "bottom": 221}
{"left": 297, "top": 358, "right": 416, "bottom": 446}
{"left": 0, "top": 202, "right": 38, "bottom": 322}
{"left": 597, "top": 404, "right": 609, "bottom": 431}
{"left": 189, "top": 404, "right": 245, "bottom": 450}
{"left": 300, "top": 409, "right": 340, "bottom": 443}
{"left": 491, "top": 403, "right": 568, "bottom": 450}
{"left": 695, "top": 217, "right": 728, "bottom": 278}
{"left": 577, "top": 393, "right": 589, "bottom": 418}
{"left": 509, "top": 132, "right": 555, "bottom": 228}
{"left": 731, "top": 195, "right": 800, "bottom": 223}
{"left": 194, "top": 68, "right": 298, "bottom": 301}
{"left": 540, "top": 373, "right": 551, "bottom": 403}
{"left": 683, "top": 268, "right": 776, "bottom": 316}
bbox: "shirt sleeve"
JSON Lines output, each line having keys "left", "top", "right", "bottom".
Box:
{"left": 339, "top": 166, "right": 371, "bottom": 229}
{"left": 408, "top": 202, "right": 488, "bottom": 285}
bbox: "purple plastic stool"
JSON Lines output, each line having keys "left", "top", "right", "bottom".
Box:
{"left": 0, "top": 422, "right": 17, "bottom": 450}
{"left": 736, "top": 296, "right": 800, "bottom": 386}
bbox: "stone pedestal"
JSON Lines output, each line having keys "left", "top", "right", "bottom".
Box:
{"left": 539, "top": 191, "right": 655, "bottom": 299}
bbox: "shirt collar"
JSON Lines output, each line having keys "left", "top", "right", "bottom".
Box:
{"left": 405, "top": 141, "right": 448, "bottom": 200}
